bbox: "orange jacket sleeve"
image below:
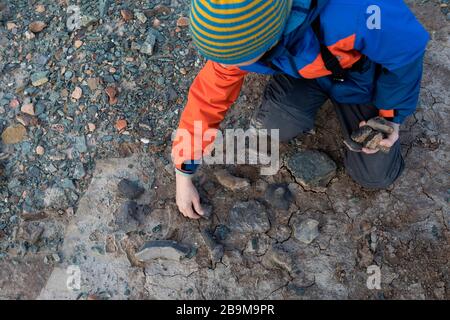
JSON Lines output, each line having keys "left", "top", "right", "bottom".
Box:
{"left": 172, "top": 60, "right": 248, "bottom": 173}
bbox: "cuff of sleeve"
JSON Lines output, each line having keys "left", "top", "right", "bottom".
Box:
{"left": 175, "top": 160, "right": 200, "bottom": 175}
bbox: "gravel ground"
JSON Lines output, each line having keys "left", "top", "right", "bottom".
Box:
{"left": 0, "top": 0, "right": 448, "bottom": 300}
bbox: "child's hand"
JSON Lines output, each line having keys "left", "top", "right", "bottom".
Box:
{"left": 359, "top": 120, "right": 400, "bottom": 154}
{"left": 176, "top": 174, "right": 205, "bottom": 219}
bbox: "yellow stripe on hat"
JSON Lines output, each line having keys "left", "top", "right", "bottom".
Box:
{"left": 192, "top": 10, "right": 286, "bottom": 56}
{"left": 190, "top": 3, "right": 279, "bottom": 39}
{"left": 195, "top": 28, "right": 281, "bottom": 60}
{"left": 190, "top": 9, "right": 283, "bottom": 48}
{"left": 193, "top": 0, "right": 272, "bottom": 24}
{"left": 198, "top": 0, "right": 263, "bottom": 15}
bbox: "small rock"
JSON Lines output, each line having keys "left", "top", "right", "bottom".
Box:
{"left": 115, "top": 119, "right": 127, "bottom": 132}
{"left": 87, "top": 123, "right": 96, "bottom": 132}
{"left": 30, "top": 71, "right": 49, "bottom": 87}
{"left": 35, "top": 4, "right": 45, "bottom": 13}
{"left": 1, "top": 124, "right": 27, "bottom": 144}
{"left": 16, "top": 114, "right": 35, "bottom": 127}
{"left": 121, "top": 9, "right": 133, "bottom": 22}
{"left": 351, "top": 126, "right": 373, "bottom": 144}
{"left": 6, "top": 22, "right": 17, "bottom": 31}
{"left": 21, "top": 103, "right": 35, "bottom": 115}
{"left": 139, "top": 33, "right": 156, "bottom": 56}
{"left": 177, "top": 16, "right": 189, "bottom": 27}
{"left": 228, "top": 200, "right": 270, "bottom": 233}
{"left": 18, "top": 222, "right": 44, "bottom": 244}
{"left": 36, "top": 145, "right": 45, "bottom": 155}
{"left": 9, "top": 99, "right": 20, "bottom": 108}
{"left": 71, "top": 86, "right": 82, "bottom": 100}
{"left": 367, "top": 117, "right": 394, "bottom": 134}
{"left": 200, "top": 229, "right": 224, "bottom": 263}
{"left": 264, "top": 245, "right": 294, "bottom": 272}
{"left": 293, "top": 218, "right": 319, "bottom": 244}
{"left": 214, "top": 169, "right": 250, "bottom": 191}
{"left": 105, "top": 86, "right": 118, "bottom": 105}
{"left": 135, "top": 240, "right": 191, "bottom": 262}
{"left": 24, "top": 31, "right": 35, "bottom": 40}
{"left": 135, "top": 11, "right": 147, "bottom": 24}
{"left": 74, "top": 40, "right": 83, "bottom": 49}
{"left": 264, "top": 184, "right": 293, "bottom": 210}
{"left": 201, "top": 203, "right": 213, "bottom": 220}
{"left": 364, "top": 132, "right": 383, "bottom": 150}
{"left": 29, "top": 21, "right": 47, "bottom": 33}
{"left": 286, "top": 151, "right": 336, "bottom": 191}
{"left": 117, "top": 178, "right": 145, "bottom": 199}
{"left": 87, "top": 78, "right": 100, "bottom": 91}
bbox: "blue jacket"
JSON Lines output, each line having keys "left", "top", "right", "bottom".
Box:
{"left": 240, "top": 0, "right": 429, "bottom": 123}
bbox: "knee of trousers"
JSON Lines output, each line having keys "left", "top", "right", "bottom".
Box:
{"left": 345, "top": 147, "right": 405, "bottom": 190}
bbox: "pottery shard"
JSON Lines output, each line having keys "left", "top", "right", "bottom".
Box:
{"left": 351, "top": 126, "right": 373, "bottom": 144}
{"left": 366, "top": 117, "right": 394, "bottom": 134}
{"left": 200, "top": 229, "right": 224, "bottom": 263}
{"left": 135, "top": 240, "right": 191, "bottom": 262}
{"left": 29, "top": 21, "right": 47, "bottom": 33}
{"left": 1, "top": 124, "right": 27, "bottom": 144}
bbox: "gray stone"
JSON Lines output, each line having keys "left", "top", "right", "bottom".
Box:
{"left": 140, "top": 33, "right": 156, "bottom": 56}
{"left": 18, "top": 222, "right": 44, "bottom": 244}
{"left": 264, "top": 184, "right": 293, "bottom": 210}
{"left": 228, "top": 200, "right": 270, "bottom": 233}
{"left": 200, "top": 229, "right": 224, "bottom": 263}
{"left": 286, "top": 151, "right": 336, "bottom": 191}
{"left": 30, "top": 71, "right": 49, "bottom": 87}
{"left": 117, "top": 179, "right": 145, "bottom": 200}
{"left": 135, "top": 240, "right": 191, "bottom": 262}
{"left": 293, "top": 218, "right": 320, "bottom": 244}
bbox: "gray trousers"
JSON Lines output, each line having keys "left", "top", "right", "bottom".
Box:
{"left": 251, "top": 74, "right": 405, "bottom": 189}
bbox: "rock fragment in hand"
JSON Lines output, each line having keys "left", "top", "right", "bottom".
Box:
{"left": 135, "top": 240, "right": 191, "bottom": 262}
{"left": 364, "top": 132, "right": 384, "bottom": 150}
{"left": 214, "top": 169, "right": 250, "bottom": 191}
{"left": 351, "top": 126, "right": 373, "bottom": 144}
{"left": 117, "top": 178, "right": 145, "bottom": 199}
{"left": 367, "top": 117, "right": 394, "bottom": 134}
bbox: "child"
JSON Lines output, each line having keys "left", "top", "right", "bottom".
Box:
{"left": 172, "top": 0, "right": 429, "bottom": 219}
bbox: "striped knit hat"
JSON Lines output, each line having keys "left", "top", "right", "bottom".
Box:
{"left": 189, "top": 0, "right": 292, "bottom": 65}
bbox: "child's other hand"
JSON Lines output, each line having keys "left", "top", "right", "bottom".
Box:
{"left": 176, "top": 174, "right": 204, "bottom": 219}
